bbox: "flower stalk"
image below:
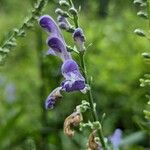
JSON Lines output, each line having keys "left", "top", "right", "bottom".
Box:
{"left": 67, "top": 0, "right": 107, "bottom": 148}
{"left": 147, "top": 0, "right": 150, "bottom": 29}
{"left": 68, "top": 0, "right": 79, "bottom": 28}
{"left": 79, "top": 51, "right": 107, "bottom": 150}
{"left": 67, "top": 1, "right": 107, "bottom": 148}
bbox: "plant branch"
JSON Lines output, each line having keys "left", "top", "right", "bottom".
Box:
{"left": 0, "top": 0, "right": 48, "bottom": 64}
{"left": 68, "top": 0, "right": 107, "bottom": 148}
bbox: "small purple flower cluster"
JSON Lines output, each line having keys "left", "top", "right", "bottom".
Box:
{"left": 39, "top": 15, "right": 86, "bottom": 109}
{"left": 109, "top": 128, "right": 122, "bottom": 149}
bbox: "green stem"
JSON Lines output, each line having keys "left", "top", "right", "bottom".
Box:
{"left": 79, "top": 52, "right": 107, "bottom": 150}
{"left": 68, "top": 0, "right": 107, "bottom": 149}
{"left": 68, "top": 0, "right": 74, "bottom": 7}
{"left": 73, "top": 15, "right": 79, "bottom": 28}
{"left": 68, "top": 0, "right": 79, "bottom": 28}
{"left": 147, "top": 0, "right": 150, "bottom": 30}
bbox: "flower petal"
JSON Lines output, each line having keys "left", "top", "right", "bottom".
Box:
{"left": 45, "top": 87, "right": 62, "bottom": 109}
{"left": 61, "top": 79, "right": 85, "bottom": 92}
{"left": 39, "top": 15, "right": 60, "bottom": 36}
{"left": 57, "top": 15, "right": 70, "bottom": 30}
{"left": 109, "top": 129, "right": 122, "bottom": 149}
{"left": 47, "top": 36, "right": 71, "bottom": 61}
{"left": 61, "top": 59, "right": 79, "bottom": 74}
{"left": 46, "top": 49, "right": 56, "bottom": 56}
{"left": 73, "top": 28, "right": 85, "bottom": 43}
{"left": 73, "top": 28, "right": 86, "bottom": 51}
{"left": 61, "top": 59, "right": 86, "bottom": 92}
{"left": 47, "top": 36, "right": 65, "bottom": 52}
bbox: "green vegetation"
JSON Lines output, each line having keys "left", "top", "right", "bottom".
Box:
{"left": 0, "top": 0, "right": 149, "bottom": 149}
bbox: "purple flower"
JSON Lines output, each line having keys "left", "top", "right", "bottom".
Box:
{"left": 47, "top": 36, "right": 71, "bottom": 61}
{"left": 61, "top": 80, "right": 85, "bottom": 92}
{"left": 73, "top": 28, "right": 85, "bottom": 50}
{"left": 73, "top": 28, "right": 85, "bottom": 42}
{"left": 45, "top": 59, "right": 86, "bottom": 109}
{"left": 109, "top": 129, "right": 122, "bottom": 150}
{"left": 39, "top": 15, "right": 72, "bottom": 61}
{"left": 39, "top": 15, "right": 61, "bottom": 37}
{"left": 61, "top": 59, "right": 86, "bottom": 92}
{"left": 39, "top": 15, "right": 86, "bottom": 109}
{"left": 45, "top": 87, "right": 62, "bottom": 109}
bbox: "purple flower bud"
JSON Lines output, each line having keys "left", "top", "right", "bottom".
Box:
{"left": 109, "top": 129, "right": 122, "bottom": 149}
{"left": 39, "top": 15, "right": 61, "bottom": 37}
{"left": 47, "top": 36, "right": 71, "bottom": 61}
{"left": 61, "top": 59, "right": 86, "bottom": 92}
{"left": 73, "top": 28, "right": 86, "bottom": 51}
{"left": 39, "top": 15, "right": 72, "bottom": 61}
{"left": 45, "top": 87, "right": 62, "bottom": 109}
{"left": 61, "top": 59, "right": 79, "bottom": 74}
{"left": 57, "top": 15, "right": 71, "bottom": 30}
{"left": 47, "top": 36, "right": 65, "bottom": 53}
{"left": 58, "top": 22, "right": 68, "bottom": 30}
{"left": 73, "top": 28, "right": 85, "bottom": 42}
{"left": 57, "top": 15, "right": 64, "bottom": 22}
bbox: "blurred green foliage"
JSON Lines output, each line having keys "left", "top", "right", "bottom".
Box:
{"left": 0, "top": 0, "right": 149, "bottom": 149}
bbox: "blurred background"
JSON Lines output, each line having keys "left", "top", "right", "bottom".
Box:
{"left": 0, "top": 0, "right": 150, "bottom": 149}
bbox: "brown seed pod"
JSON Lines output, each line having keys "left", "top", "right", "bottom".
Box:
{"left": 64, "top": 111, "right": 83, "bottom": 137}
{"left": 87, "top": 130, "right": 101, "bottom": 150}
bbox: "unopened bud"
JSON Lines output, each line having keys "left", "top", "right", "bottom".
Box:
{"left": 55, "top": 8, "right": 69, "bottom": 17}
{"left": 142, "top": 52, "right": 150, "bottom": 59}
{"left": 58, "top": 22, "right": 68, "bottom": 30}
{"left": 66, "top": 26, "right": 75, "bottom": 33}
{"left": 137, "top": 11, "right": 148, "bottom": 19}
{"left": 59, "top": 0, "right": 69, "bottom": 7}
{"left": 55, "top": 8, "right": 64, "bottom": 15}
{"left": 134, "top": 28, "right": 145, "bottom": 37}
{"left": 133, "top": 0, "right": 143, "bottom": 5}
{"left": 69, "top": 7, "right": 78, "bottom": 15}
{"left": 73, "top": 28, "right": 86, "bottom": 51}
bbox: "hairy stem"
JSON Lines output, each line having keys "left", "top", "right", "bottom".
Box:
{"left": 68, "top": 0, "right": 107, "bottom": 148}
{"left": 79, "top": 52, "right": 107, "bottom": 150}
{"left": 68, "top": 0, "right": 79, "bottom": 28}
{"left": 68, "top": 0, "right": 74, "bottom": 7}
{"left": 147, "top": 0, "right": 150, "bottom": 29}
